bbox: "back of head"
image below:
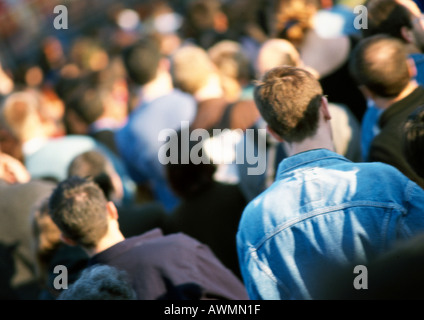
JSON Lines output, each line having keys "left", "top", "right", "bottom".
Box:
{"left": 403, "top": 104, "right": 424, "bottom": 178}
{"left": 48, "top": 176, "right": 109, "bottom": 249}
{"left": 58, "top": 264, "right": 136, "bottom": 300}
{"left": 269, "top": 0, "right": 319, "bottom": 47}
{"left": 171, "top": 44, "right": 217, "bottom": 95}
{"left": 65, "top": 83, "right": 106, "bottom": 127}
{"left": 122, "top": 36, "right": 162, "bottom": 86}
{"left": 208, "top": 40, "right": 252, "bottom": 83}
{"left": 256, "top": 38, "right": 301, "bottom": 77}
{"left": 349, "top": 34, "right": 411, "bottom": 98}
{"left": 0, "top": 90, "right": 43, "bottom": 142}
{"left": 67, "top": 150, "right": 118, "bottom": 201}
{"left": 363, "top": 0, "right": 412, "bottom": 40}
{"left": 254, "top": 65, "right": 323, "bottom": 142}
{"left": 181, "top": 0, "right": 227, "bottom": 48}
{"left": 207, "top": 40, "right": 254, "bottom": 101}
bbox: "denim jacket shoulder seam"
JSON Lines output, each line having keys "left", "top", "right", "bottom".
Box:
{"left": 253, "top": 200, "right": 406, "bottom": 251}
{"left": 248, "top": 248, "right": 292, "bottom": 298}
{"left": 277, "top": 155, "right": 352, "bottom": 179}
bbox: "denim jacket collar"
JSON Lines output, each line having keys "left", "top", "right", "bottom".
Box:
{"left": 276, "top": 148, "right": 352, "bottom": 179}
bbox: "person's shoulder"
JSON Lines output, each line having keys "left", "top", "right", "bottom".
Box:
{"left": 9, "top": 179, "right": 56, "bottom": 197}
{"left": 167, "top": 89, "right": 196, "bottom": 103}
{"left": 354, "top": 160, "right": 416, "bottom": 186}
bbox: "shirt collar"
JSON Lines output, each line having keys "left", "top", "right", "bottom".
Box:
{"left": 276, "top": 148, "right": 351, "bottom": 179}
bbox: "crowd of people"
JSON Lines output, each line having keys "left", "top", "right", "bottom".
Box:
{"left": 2, "top": 0, "right": 424, "bottom": 300}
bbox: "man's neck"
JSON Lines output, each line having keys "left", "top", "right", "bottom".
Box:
{"left": 286, "top": 139, "right": 335, "bottom": 157}
{"left": 139, "top": 71, "right": 174, "bottom": 103}
{"left": 405, "top": 43, "right": 422, "bottom": 55}
{"left": 194, "top": 74, "right": 224, "bottom": 102}
{"left": 85, "top": 224, "right": 125, "bottom": 257}
{"left": 285, "top": 122, "right": 335, "bottom": 157}
{"left": 373, "top": 80, "right": 419, "bottom": 110}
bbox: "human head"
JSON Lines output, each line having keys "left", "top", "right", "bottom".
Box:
{"left": 349, "top": 34, "right": 412, "bottom": 99}
{"left": 267, "top": 0, "right": 319, "bottom": 47}
{"left": 0, "top": 90, "right": 44, "bottom": 143}
{"left": 67, "top": 150, "right": 123, "bottom": 202}
{"left": 364, "top": 0, "right": 413, "bottom": 39}
{"left": 64, "top": 83, "right": 107, "bottom": 134}
{"left": 364, "top": 0, "right": 424, "bottom": 52}
{"left": 253, "top": 65, "right": 324, "bottom": 143}
{"left": 403, "top": 104, "right": 424, "bottom": 178}
{"left": 121, "top": 35, "right": 162, "bottom": 86}
{"left": 171, "top": 44, "right": 218, "bottom": 95}
{"left": 207, "top": 40, "right": 254, "bottom": 101}
{"left": 255, "top": 38, "right": 301, "bottom": 77}
{"left": 180, "top": 0, "right": 229, "bottom": 49}
{"left": 57, "top": 264, "right": 136, "bottom": 300}
{"left": 208, "top": 40, "right": 253, "bottom": 84}
{"left": 48, "top": 176, "right": 110, "bottom": 250}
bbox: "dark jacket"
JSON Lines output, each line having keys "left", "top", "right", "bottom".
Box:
{"left": 369, "top": 86, "right": 424, "bottom": 189}
{"left": 88, "top": 228, "right": 248, "bottom": 300}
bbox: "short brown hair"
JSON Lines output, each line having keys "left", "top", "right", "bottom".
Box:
{"left": 349, "top": 34, "right": 411, "bottom": 98}
{"left": 363, "top": 0, "right": 413, "bottom": 40}
{"left": 254, "top": 66, "right": 323, "bottom": 142}
{"left": 48, "top": 176, "right": 109, "bottom": 249}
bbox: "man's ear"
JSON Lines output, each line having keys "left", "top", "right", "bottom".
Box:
{"left": 106, "top": 201, "right": 119, "bottom": 220}
{"left": 60, "top": 234, "right": 77, "bottom": 246}
{"left": 158, "top": 57, "right": 170, "bottom": 73}
{"left": 321, "top": 95, "right": 332, "bottom": 121}
{"left": 400, "top": 26, "right": 415, "bottom": 44}
{"left": 266, "top": 125, "right": 284, "bottom": 142}
{"left": 407, "top": 57, "right": 417, "bottom": 79}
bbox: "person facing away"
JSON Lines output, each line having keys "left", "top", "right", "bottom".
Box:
{"left": 115, "top": 35, "right": 196, "bottom": 212}
{"left": 349, "top": 34, "right": 424, "bottom": 189}
{"left": 266, "top": 0, "right": 367, "bottom": 122}
{"left": 67, "top": 150, "right": 168, "bottom": 238}
{"left": 236, "top": 65, "right": 424, "bottom": 300}
{"left": 359, "top": 0, "right": 424, "bottom": 160}
{"left": 0, "top": 152, "right": 56, "bottom": 299}
{"left": 48, "top": 176, "right": 248, "bottom": 300}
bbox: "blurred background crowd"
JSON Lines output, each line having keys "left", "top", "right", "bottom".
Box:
{"left": 1, "top": 0, "right": 422, "bottom": 300}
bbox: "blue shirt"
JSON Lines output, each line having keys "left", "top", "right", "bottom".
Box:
{"left": 25, "top": 135, "right": 136, "bottom": 204}
{"left": 237, "top": 149, "right": 424, "bottom": 300}
{"left": 115, "top": 89, "right": 196, "bottom": 212}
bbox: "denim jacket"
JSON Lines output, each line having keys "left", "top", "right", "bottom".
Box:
{"left": 237, "top": 149, "right": 424, "bottom": 300}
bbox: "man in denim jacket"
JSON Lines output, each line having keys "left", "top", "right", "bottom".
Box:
{"left": 236, "top": 66, "right": 424, "bottom": 300}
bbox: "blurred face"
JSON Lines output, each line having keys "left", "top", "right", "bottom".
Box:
{"left": 398, "top": 0, "right": 424, "bottom": 52}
